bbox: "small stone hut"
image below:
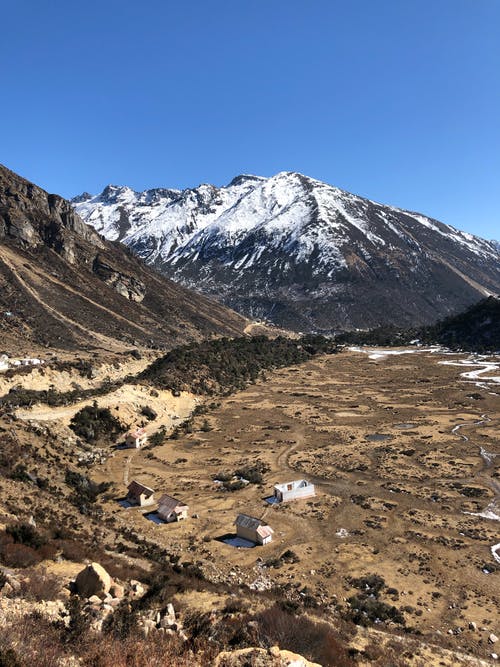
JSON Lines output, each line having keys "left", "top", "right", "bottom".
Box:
{"left": 125, "top": 427, "right": 148, "bottom": 449}
{"left": 157, "top": 494, "right": 189, "bottom": 523}
{"left": 235, "top": 514, "right": 274, "bottom": 545}
{"left": 126, "top": 480, "right": 155, "bottom": 507}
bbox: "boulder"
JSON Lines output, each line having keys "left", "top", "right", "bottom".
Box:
{"left": 75, "top": 563, "right": 112, "bottom": 599}
{"left": 214, "top": 646, "right": 322, "bottom": 667}
{"left": 490, "top": 634, "right": 499, "bottom": 644}
{"left": 109, "top": 583, "right": 124, "bottom": 599}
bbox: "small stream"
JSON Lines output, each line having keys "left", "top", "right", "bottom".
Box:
{"left": 452, "top": 416, "right": 500, "bottom": 564}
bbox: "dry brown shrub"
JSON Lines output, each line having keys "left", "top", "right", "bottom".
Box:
{"left": 18, "top": 566, "right": 62, "bottom": 601}
{"left": 80, "top": 632, "right": 208, "bottom": 667}
{"left": 253, "top": 605, "right": 354, "bottom": 667}
{"left": 56, "top": 538, "right": 90, "bottom": 562}
{"left": 0, "top": 615, "right": 68, "bottom": 667}
{"left": 1, "top": 543, "right": 42, "bottom": 568}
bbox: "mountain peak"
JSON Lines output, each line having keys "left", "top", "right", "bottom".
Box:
{"left": 227, "top": 174, "right": 266, "bottom": 187}
{"left": 73, "top": 172, "right": 500, "bottom": 332}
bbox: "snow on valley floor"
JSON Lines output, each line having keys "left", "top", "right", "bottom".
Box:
{"left": 350, "top": 346, "right": 500, "bottom": 563}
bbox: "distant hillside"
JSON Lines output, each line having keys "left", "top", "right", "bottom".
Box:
{"left": 338, "top": 297, "right": 500, "bottom": 353}
{"left": 0, "top": 165, "right": 247, "bottom": 353}
{"left": 420, "top": 296, "right": 500, "bottom": 352}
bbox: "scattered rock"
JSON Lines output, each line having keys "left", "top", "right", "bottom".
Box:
{"left": 0, "top": 582, "right": 14, "bottom": 598}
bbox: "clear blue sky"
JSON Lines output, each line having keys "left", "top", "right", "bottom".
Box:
{"left": 1, "top": 0, "right": 499, "bottom": 238}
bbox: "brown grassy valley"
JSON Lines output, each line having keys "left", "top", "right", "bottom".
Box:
{"left": 1, "top": 341, "right": 499, "bottom": 666}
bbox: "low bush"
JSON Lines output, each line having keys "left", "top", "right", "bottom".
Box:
{"left": 65, "top": 470, "right": 112, "bottom": 513}
{"left": 6, "top": 523, "right": 45, "bottom": 549}
{"left": 69, "top": 402, "right": 123, "bottom": 444}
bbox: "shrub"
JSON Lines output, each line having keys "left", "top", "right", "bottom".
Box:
{"left": 65, "top": 470, "right": 112, "bottom": 513}
{"left": 148, "top": 426, "right": 167, "bottom": 447}
{"left": 6, "top": 523, "right": 45, "bottom": 549}
{"left": 141, "top": 406, "right": 157, "bottom": 421}
{"left": 69, "top": 402, "right": 122, "bottom": 444}
{"left": 19, "top": 567, "right": 61, "bottom": 601}
{"left": 253, "top": 605, "right": 353, "bottom": 667}
{"left": 0, "top": 543, "right": 41, "bottom": 568}
{"left": 346, "top": 595, "right": 404, "bottom": 626}
{"left": 140, "top": 335, "right": 338, "bottom": 396}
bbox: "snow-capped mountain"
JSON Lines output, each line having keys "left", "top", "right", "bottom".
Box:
{"left": 73, "top": 172, "right": 500, "bottom": 331}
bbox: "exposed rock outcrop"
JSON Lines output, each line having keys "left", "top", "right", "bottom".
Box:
{"left": 93, "top": 254, "right": 146, "bottom": 302}
{"left": 215, "top": 646, "right": 322, "bottom": 667}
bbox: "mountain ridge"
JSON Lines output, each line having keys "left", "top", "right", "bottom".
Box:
{"left": 73, "top": 171, "right": 500, "bottom": 332}
{"left": 0, "top": 164, "right": 247, "bottom": 353}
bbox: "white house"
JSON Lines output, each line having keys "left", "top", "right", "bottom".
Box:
{"left": 157, "top": 494, "right": 189, "bottom": 523}
{"left": 273, "top": 479, "right": 315, "bottom": 503}
{"left": 125, "top": 427, "right": 148, "bottom": 449}
{"left": 235, "top": 514, "right": 274, "bottom": 545}
{"left": 126, "top": 480, "right": 155, "bottom": 507}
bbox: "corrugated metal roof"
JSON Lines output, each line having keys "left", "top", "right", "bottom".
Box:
{"left": 158, "top": 494, "right": 188, "bottom": 515}
{"left": 235, "top": 513, "right": 265, "bottom": 530}
{"left": 127, "top": 480, "right": 154, "bottom": 497}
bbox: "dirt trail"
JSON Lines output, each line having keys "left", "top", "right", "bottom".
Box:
{"left": 16, "top": 384, "right": 197, "bottom": 434}
{"left": 123, "top": 455, "right": 134, "bottom": 486}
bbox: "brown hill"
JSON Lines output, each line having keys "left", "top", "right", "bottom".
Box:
{"left": 0, "top": 165, "right": 247, "bottom": 354}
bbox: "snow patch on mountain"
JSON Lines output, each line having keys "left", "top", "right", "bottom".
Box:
{"left": 74, "top": 172, "right": 498, "bottom": 269}
{"left": 73, "top": 171, "right": 500, "bottom": 331}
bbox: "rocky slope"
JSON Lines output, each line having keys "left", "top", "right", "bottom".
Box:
{"left": 74, "top": 172, "right": 500, "bottom": 332}
{"left": 0, "top": 165, "right": 247, "bottom": 352}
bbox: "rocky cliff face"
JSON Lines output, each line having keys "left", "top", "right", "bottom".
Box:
{"left": 0, "top": 164, "right": 247, "bottom": 350}
{"left": 0, "top": 166, "right": 101, "bottom": 260}
{"left": 73, "top": 172, "right": 500, "bottom": 331}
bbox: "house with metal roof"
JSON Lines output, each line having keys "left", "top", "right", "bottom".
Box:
{"left": 157, "top": 494, "right": 189, "bottom": 523}
{"left": 235, "top": 513, "right": 274, "bottom": 545}
{"left": 273, "top": 479, "right": 315, "bottom": 503}
{"left": 126, "top": 480, "right": 155, "bottom": 507}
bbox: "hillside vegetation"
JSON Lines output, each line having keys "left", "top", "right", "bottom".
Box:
{"left": 140, "top": 335, "right": 338, "bottom": 394}
{"left": 338, "top": 296, "right": 500, "bottom": 353}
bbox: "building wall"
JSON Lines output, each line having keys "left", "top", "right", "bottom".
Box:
{"left": 125, "top": 436, "right": 147, "bottom": 449}
{"left": 139, "top": 494, "right": 154, "bottom": 507}
{"left": 275, "top": 483, "right": 315, "bottom": 502}
{"left": 158, "top": 507, "right": 187, "bottom": 522}
{"left": 281, "top": 485, "right": 315, "bottom": 502}
{"left": 236, "top": 525, "right": 259, "bottom": 544}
